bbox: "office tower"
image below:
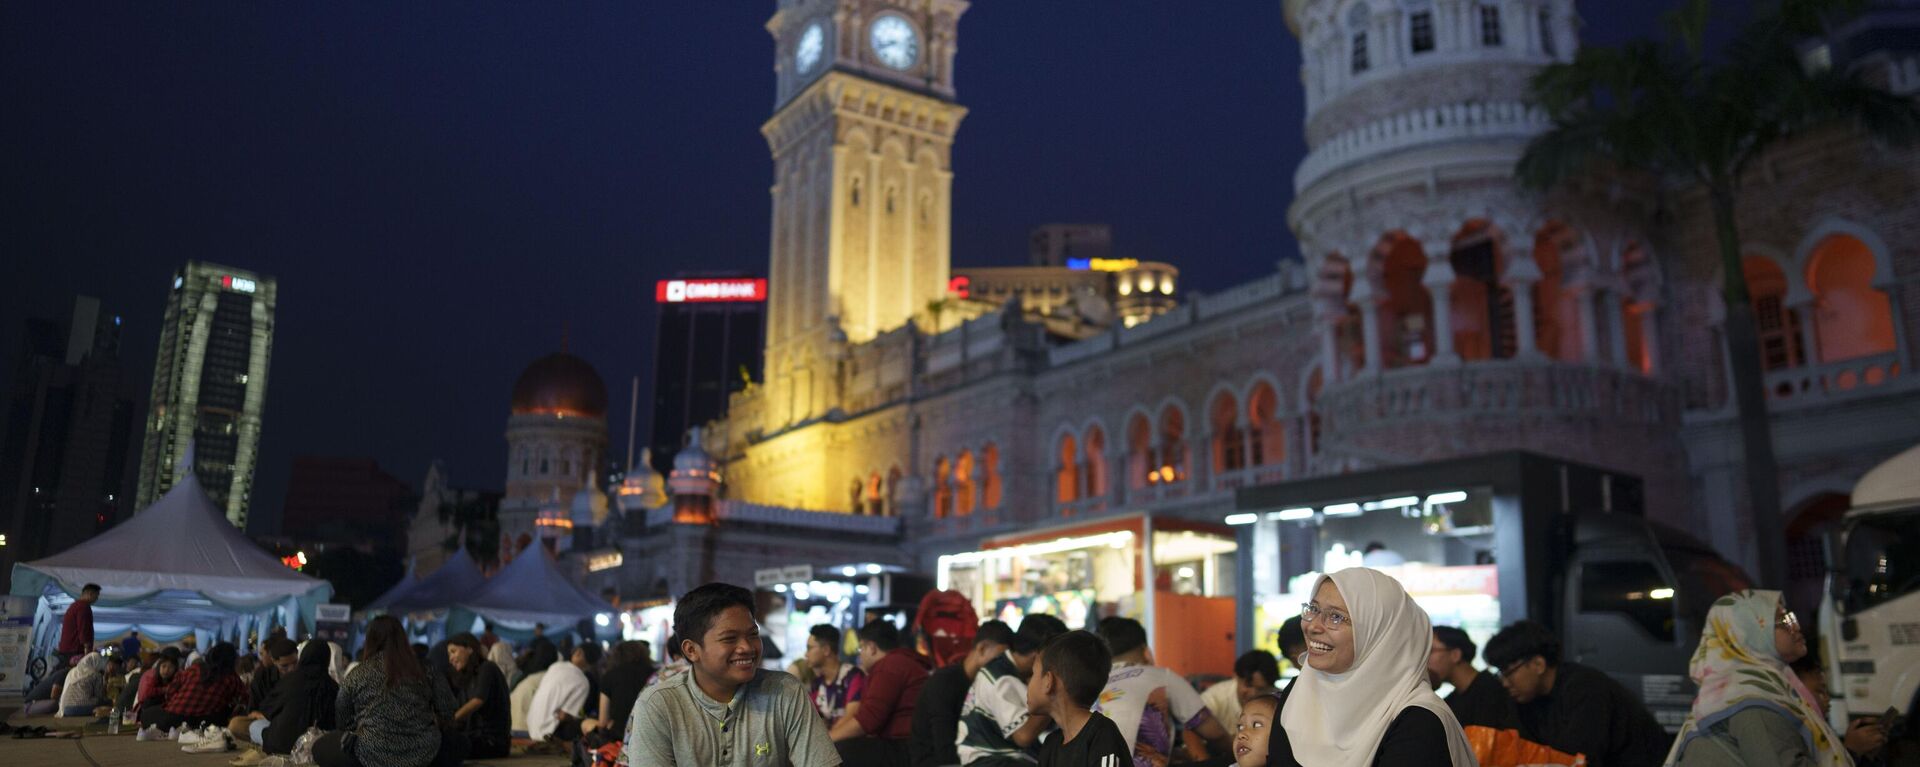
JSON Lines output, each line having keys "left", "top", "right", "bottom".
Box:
{"left": 135, "top": 262, "right": 277, "bottom": 528}
{"left": 649, "top": 275, "right": 765, "bottom": 475}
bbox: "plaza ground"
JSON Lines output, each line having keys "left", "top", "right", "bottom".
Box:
{"left": 0, "top": 708, "right": 569, "bottom": 767}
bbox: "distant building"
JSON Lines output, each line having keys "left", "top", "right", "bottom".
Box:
{"left": 954, "top": 241, "right": 1180, "bottom": 331}
{"left": 648, "top": 275, "right": 765, "bottom": 476}
{"left": 0, "top": 296, "right": 140, "bottom": 585}
{"left": 135, "top": 262, "right": 277, "bottom": 527}
{"left": 405, "top": 461, "right": 502, "bottom": 577}
{"left": 1028, "top": 223, "right": 1115, "bottom": 268}
{"left": 498, "top": 350, "right": 608, "bottom": 554}
{"left": 278, "top": 456, "right": 415, "bottom": 548}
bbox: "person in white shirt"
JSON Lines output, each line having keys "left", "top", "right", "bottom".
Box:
{"left": 1091, "top": 617, "right": 1229, "bottom": 764}
{"left": 526, "top": 642, "right": 602, "bottom": 746}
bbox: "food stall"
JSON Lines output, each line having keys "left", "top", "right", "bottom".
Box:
{"left": 936, "top": 513, "right": 1237, "bottom": 677}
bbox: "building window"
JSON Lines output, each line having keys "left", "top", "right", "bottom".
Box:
{"left": 1480, "top": 4, "right": 1503, "bottom": 47}
{"left": 933, "top": 456, "right": 952, "bottom": 518}
{"left": 953, "top": 451, "right": 977, "bottom": 516}
{"left": 1057, "top": 434, "right": 1080, "bottom": 504}
{"left": 981, "top": 443, "right": 1002, "bottom": 510}
{"left": 1744, "top": 256, "right": 1805, "bottom": 372}
{"left": 1351, "top": 31, "right": 1370, "bottom": 74}
{"left": 1539, "top": 8, "right": 1556, "bottom": 56}
{"left": 1210, "top": 392, "right": 1246, "bottom": 474}
{"left": 1806, "top": 234, "right": 1897, "bottom": 365}
{"left": 1410, "top": 11, "right": 1434, "bottom": 53}
{"left": 1082, "top": 426, "right": 1107, "bottom": 499}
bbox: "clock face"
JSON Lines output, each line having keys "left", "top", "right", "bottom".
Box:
{"left": 795, "top": 21, "right": 825, "bottom": 75}
{"left": 868, "top": 14, "right": 919, "bottom": 70}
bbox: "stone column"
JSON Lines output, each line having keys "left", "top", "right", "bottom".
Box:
{"left": 1422, "top": 239, "right": 1461, "bottom": 366}
{"left": 1349, "top": 277, "right": 1385, "bottom": 375}
{"left": 1571, "top": 281, "right": 1601, "bottom": 362}
{"left": 1789, "top": 296, "right": 1821, "bottom": 366}
{"left": 1504, "top": 253, "right": 1545, "bottom": 359}
{"left": 1605, "top": 289, "right": 1632, "bottom": 368}
{"left": 1637, "top": 301, "right": 1662, "bottom": 374}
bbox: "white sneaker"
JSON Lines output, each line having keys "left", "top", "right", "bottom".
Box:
{"left": 182, "top": 732, "right": 230, "bottom": 753}
{"left": 178, "top": 729, "right": 203, "bottom": 745}
{"left": 135, "top": 726, "right": 162, "bottom": 742}
{"left": 165, "top": 726, "right": 179, "bottom": 741}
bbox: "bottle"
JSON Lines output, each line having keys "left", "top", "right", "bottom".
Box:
{"left": 108, "top": 705, "right": 122, "bottom": 734}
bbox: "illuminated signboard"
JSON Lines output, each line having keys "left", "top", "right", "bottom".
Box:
{"left": 1066, "top": 257, "right": 1140, "bottom": 272}
{"left": 947, "top": 275, "right": 971, "bottom": 298}
{"left": 221, "top": 275, "right": 258, "bottom": 293}
{"left": 655, "top": 278, "right": 767, "bottom": 303}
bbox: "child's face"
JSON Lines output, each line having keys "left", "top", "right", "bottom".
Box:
{"left": 1024, "top": 654, "right": 1051, "bottom": 715}
{"left": 1234, "top": 697, "right": 1278, "bottom": 767}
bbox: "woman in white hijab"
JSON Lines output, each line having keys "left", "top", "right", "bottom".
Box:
{"left": 1271, "top": 568, "right": 1476, "bottom": 767}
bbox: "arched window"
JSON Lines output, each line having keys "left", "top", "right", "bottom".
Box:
{"left": 886, "top": 466, "right": 903, "bottom": 517}
{"left": 1248, "top": 381, "right": 1286, "bottom": 467}
{"left": 933, "top": 456, "right": 952, "bottom": 518}
{"left": 1084, "top": 426, "right": 1108, "bottom": 498}
{"left": 1744, "top": 256, "right": 1805, "bottom": 372}
{"left": 1382, "top": 234, "right": 1433, "bottom": 368}
{"left": 1210, "top": 391, "right": 1245, "bottom": 473}
{"left": 1621, "top": 244, "right": 1656, "bottom": 375}
{"left": 850, "top": 477, "right": 864, "bottom": 515}
{"left": 1806, "top": 234, "right": 1896, "bottom": 364}
{"left": 539, "top": 448, "right": 551, "bottom": 475}
{"left": 1348, "top": 3, "right": 1372, "bottom": 74}
{"left": 1449, "top": 221, "right": 1516, "bottom": 361}
{"left": 850, "top": 176, "right": 863, "bottom": 207}
{"left": 1057, "top": 434, "right": 1080, "bottom": 504}
{"left": 1126, "top": 414, "right": 1154, "bottom": 489}
{"left": 866, "top": 472, "right": 885, "bottom": 516}
{"left": 1155, "top": 406, "right": 1187, "bottom": 484}
{"left": 981, "top": 443, "right": 1002, "bottom": 510}
{"left": 953, "top": 451, "right": 977, "bottom": 516}
{"left": 1533, "top": 224, "right": 1582, "bottom": 362}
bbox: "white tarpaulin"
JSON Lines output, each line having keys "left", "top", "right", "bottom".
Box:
{"left": 8, "top": 471, "right": 332, "bottom": 660}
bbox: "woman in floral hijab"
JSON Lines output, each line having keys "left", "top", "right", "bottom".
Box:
{"left": 1664, "top": 589, "right": 1848, "bottom": 766}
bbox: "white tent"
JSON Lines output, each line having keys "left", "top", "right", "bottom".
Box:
{"left": 367, "top": 547, "right": 485, "bottom": 613}
{"left": 9, "top": 470, "right": 333, "bottom": 658}
{"left": 448, "top": 544, "right": 609, "bottom": 631}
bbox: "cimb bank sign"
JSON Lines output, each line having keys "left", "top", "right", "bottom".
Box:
{"left": 654, "top": 278, "right": 767, "bottom": 304}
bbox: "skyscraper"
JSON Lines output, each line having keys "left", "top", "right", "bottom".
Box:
{"left": 0, "top": 296, "right": 140, "bottom": 585}
{"left": 648, "top": 274, "right": 765, "bottom": 475}
{"left": 135, "top": 262, "right": 277, "bottom": 528}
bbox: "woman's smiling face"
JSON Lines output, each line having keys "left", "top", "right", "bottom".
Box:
{"left": 1304, "top": 579, "right": 1356, "bottom": 674}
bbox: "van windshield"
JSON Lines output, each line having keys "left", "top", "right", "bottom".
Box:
{"left": 1844, "top": 509, "right": 1920, "bottom": 613}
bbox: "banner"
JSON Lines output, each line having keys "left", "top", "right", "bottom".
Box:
{"left": 0, "top": 596, "right": 35, "bottom": 701}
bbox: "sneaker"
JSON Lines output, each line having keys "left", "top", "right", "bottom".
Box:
{"left": 182, "top": 732, "right": 230, "bottom": 753}
{"left": 135, "top": 726, "right": 162, "bottom": 742}
{"left": 177, "top": 729, "right": 203, "bottom": 745}
{"left": 229, "top": 748, "right": 268, "bottom": 766}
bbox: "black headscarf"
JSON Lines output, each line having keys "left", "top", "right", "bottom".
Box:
{"left": 259, "top": 640, "right": 340, "bottom": 755}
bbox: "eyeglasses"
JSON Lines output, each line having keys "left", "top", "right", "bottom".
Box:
{"left": 1300, "top": 602, "right": 1351, "bottom": 628}
{"left": 1780, "top": 611, "right": 1801, "bottom": 632}
{"left": 1499, "top": 658, "right": 1536, "bottom": 678}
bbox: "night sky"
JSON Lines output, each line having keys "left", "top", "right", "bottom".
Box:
{"left": 4, "top": 1, "right": 1701, "bottom": 534}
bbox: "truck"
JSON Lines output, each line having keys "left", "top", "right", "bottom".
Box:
{"left": 1819, "top": 443, "right": 1920, "bottom": 732}
{"left": 1233, "top": 451, "right": 1754, "bottom": 731}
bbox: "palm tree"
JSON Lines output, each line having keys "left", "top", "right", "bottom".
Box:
{"left": 1517, "top": 0, "right": 1920, "bottom": 587}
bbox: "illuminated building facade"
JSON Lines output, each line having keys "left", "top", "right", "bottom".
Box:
{"left": 953, "top": 225, "right": 1181, "bottom": 331}
{"left": 135, "top": 261, "right": 276, "bottom": 528}
{"left": 498, "top": 350, "right": 608, "bottom": 552}
{"left": 648, "top": 275, "right": 766, "bottom": 476}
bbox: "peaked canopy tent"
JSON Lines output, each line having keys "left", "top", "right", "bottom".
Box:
{"left": 9, "top": 472, "right": 333, "bottom": 661}
{"left": 367, "top": 547, "right": 486, "bottom": 614}
{"left": 447, "top": 545, "right": 610, "bottom": 642}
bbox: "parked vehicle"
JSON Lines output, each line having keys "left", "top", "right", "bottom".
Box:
{"left": 1819, "top": 443, "right": 1920, "bottom": 732}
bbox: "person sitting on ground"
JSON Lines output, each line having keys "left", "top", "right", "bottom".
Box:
{"left": 121, "top": 630, "right": 144, "bottom": 660}
{"left": 1484, "top": 619, "right": 1669, "bottom": 767}
{"left": 957, "top": 613, "right": 1069, "bottom": 766}
{"left": 1233, "top": 693, "right": 1281, "bottom": 767}
{"left": 116, "top": 650, "right": 149, "bottom": 712}
{"left": 807, "top": 624, "right": 867, "bottom": 725}
{"left": 237, "top": 654, "right": 259, "bottom": 686}
{"left": 1269, "top": 567, "right": 1475, "bottom": 767}
{"left": 57, "top": 652, "right": 112, "bottom": 717}
{"left": 1028, "top": 631, "right": 1132, "bottom": 767}
{"left": 832, "top": 620, "right": 933, "bottom": 766}
{"left": 1094, "top": 615, "right": 1231, "bottom": 764}
{"left": 1666, "top": 590, "right": 1882, "bottom": 767}
{"left": 246, "top": 638, "right": 340, "bottom": 756}
{"left": 143, "top": 642, "right": 246, "bottom": 732}
{"left": 487, "top": 639, "right": 522, "bottom": 691}
{"left": 1426, "top": 625, "right": 1517, "bottom": 729}
{"left": 313, "top": 615, "right": 464, "bottom": 767}
{"left": 510, "top": 638, "right": 560, "bottom": 736}
{"left": 132, "top": 648, "right": 181, "bottom": 715}
{"left": 230, "top": 637, "right": 300, "bottom": 746}
{"left": 624, "top": 582, "right": 839, "bottom": 766}
{"left": 22, "top": 655, "right": 71, "bottom": 716}
{"left": 1203, "top": 650, "right": 1282, "bottom": 750}
{"left": 527, "top": 639, "right": 603, "bottom": 750}
{"left": 911, "top": 620, "right": 1013, "bottom": 767}
{"left": 586, "top": 640, "right": 654, "bottom": 752}
{"left": 443, "top": 633, "right": 512, "bottom": 759}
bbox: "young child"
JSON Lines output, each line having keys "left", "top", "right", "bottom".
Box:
{"left": 1027, "top": 631, "right": 1132, "bottom": 767}
{"left": 1233, "top": 693, "right": 1281, "bottom": 767}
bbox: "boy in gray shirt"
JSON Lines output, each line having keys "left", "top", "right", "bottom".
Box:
{"left": 623, "top": 583, "right": 840, "bottom": 767}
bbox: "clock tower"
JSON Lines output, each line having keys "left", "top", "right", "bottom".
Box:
{"left": 762, "top": 0, "right": 969, "bottom": 426}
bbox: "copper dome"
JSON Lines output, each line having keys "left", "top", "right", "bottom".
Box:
{"left": 510, "top": 352, "right": 608, "bottom": 418}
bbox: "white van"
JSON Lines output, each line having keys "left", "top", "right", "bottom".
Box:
{"left": 1819, "top": 443, "right": 1920, "bottom": 731}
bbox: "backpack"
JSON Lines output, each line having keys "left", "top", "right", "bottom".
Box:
{"left": 913, "top": 590, "right": 978, "bottom": 668}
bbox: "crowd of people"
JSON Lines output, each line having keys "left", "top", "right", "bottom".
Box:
{"left": 16, "top": 570, "right": 1900, "bottom": 767}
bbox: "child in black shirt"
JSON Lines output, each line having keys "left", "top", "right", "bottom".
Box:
{"left": 1027, "top": 631, "right": 1132, "bottom": 767}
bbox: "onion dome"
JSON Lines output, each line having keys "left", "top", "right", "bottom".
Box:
{"left": 510, "top": 352, "right": 608, "bottom": 418}
{"left": 618, "top": 449, "right": 669, "bottom": 513}
{"left": 668, "top": 427, "right": 721, "bottom": 498}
